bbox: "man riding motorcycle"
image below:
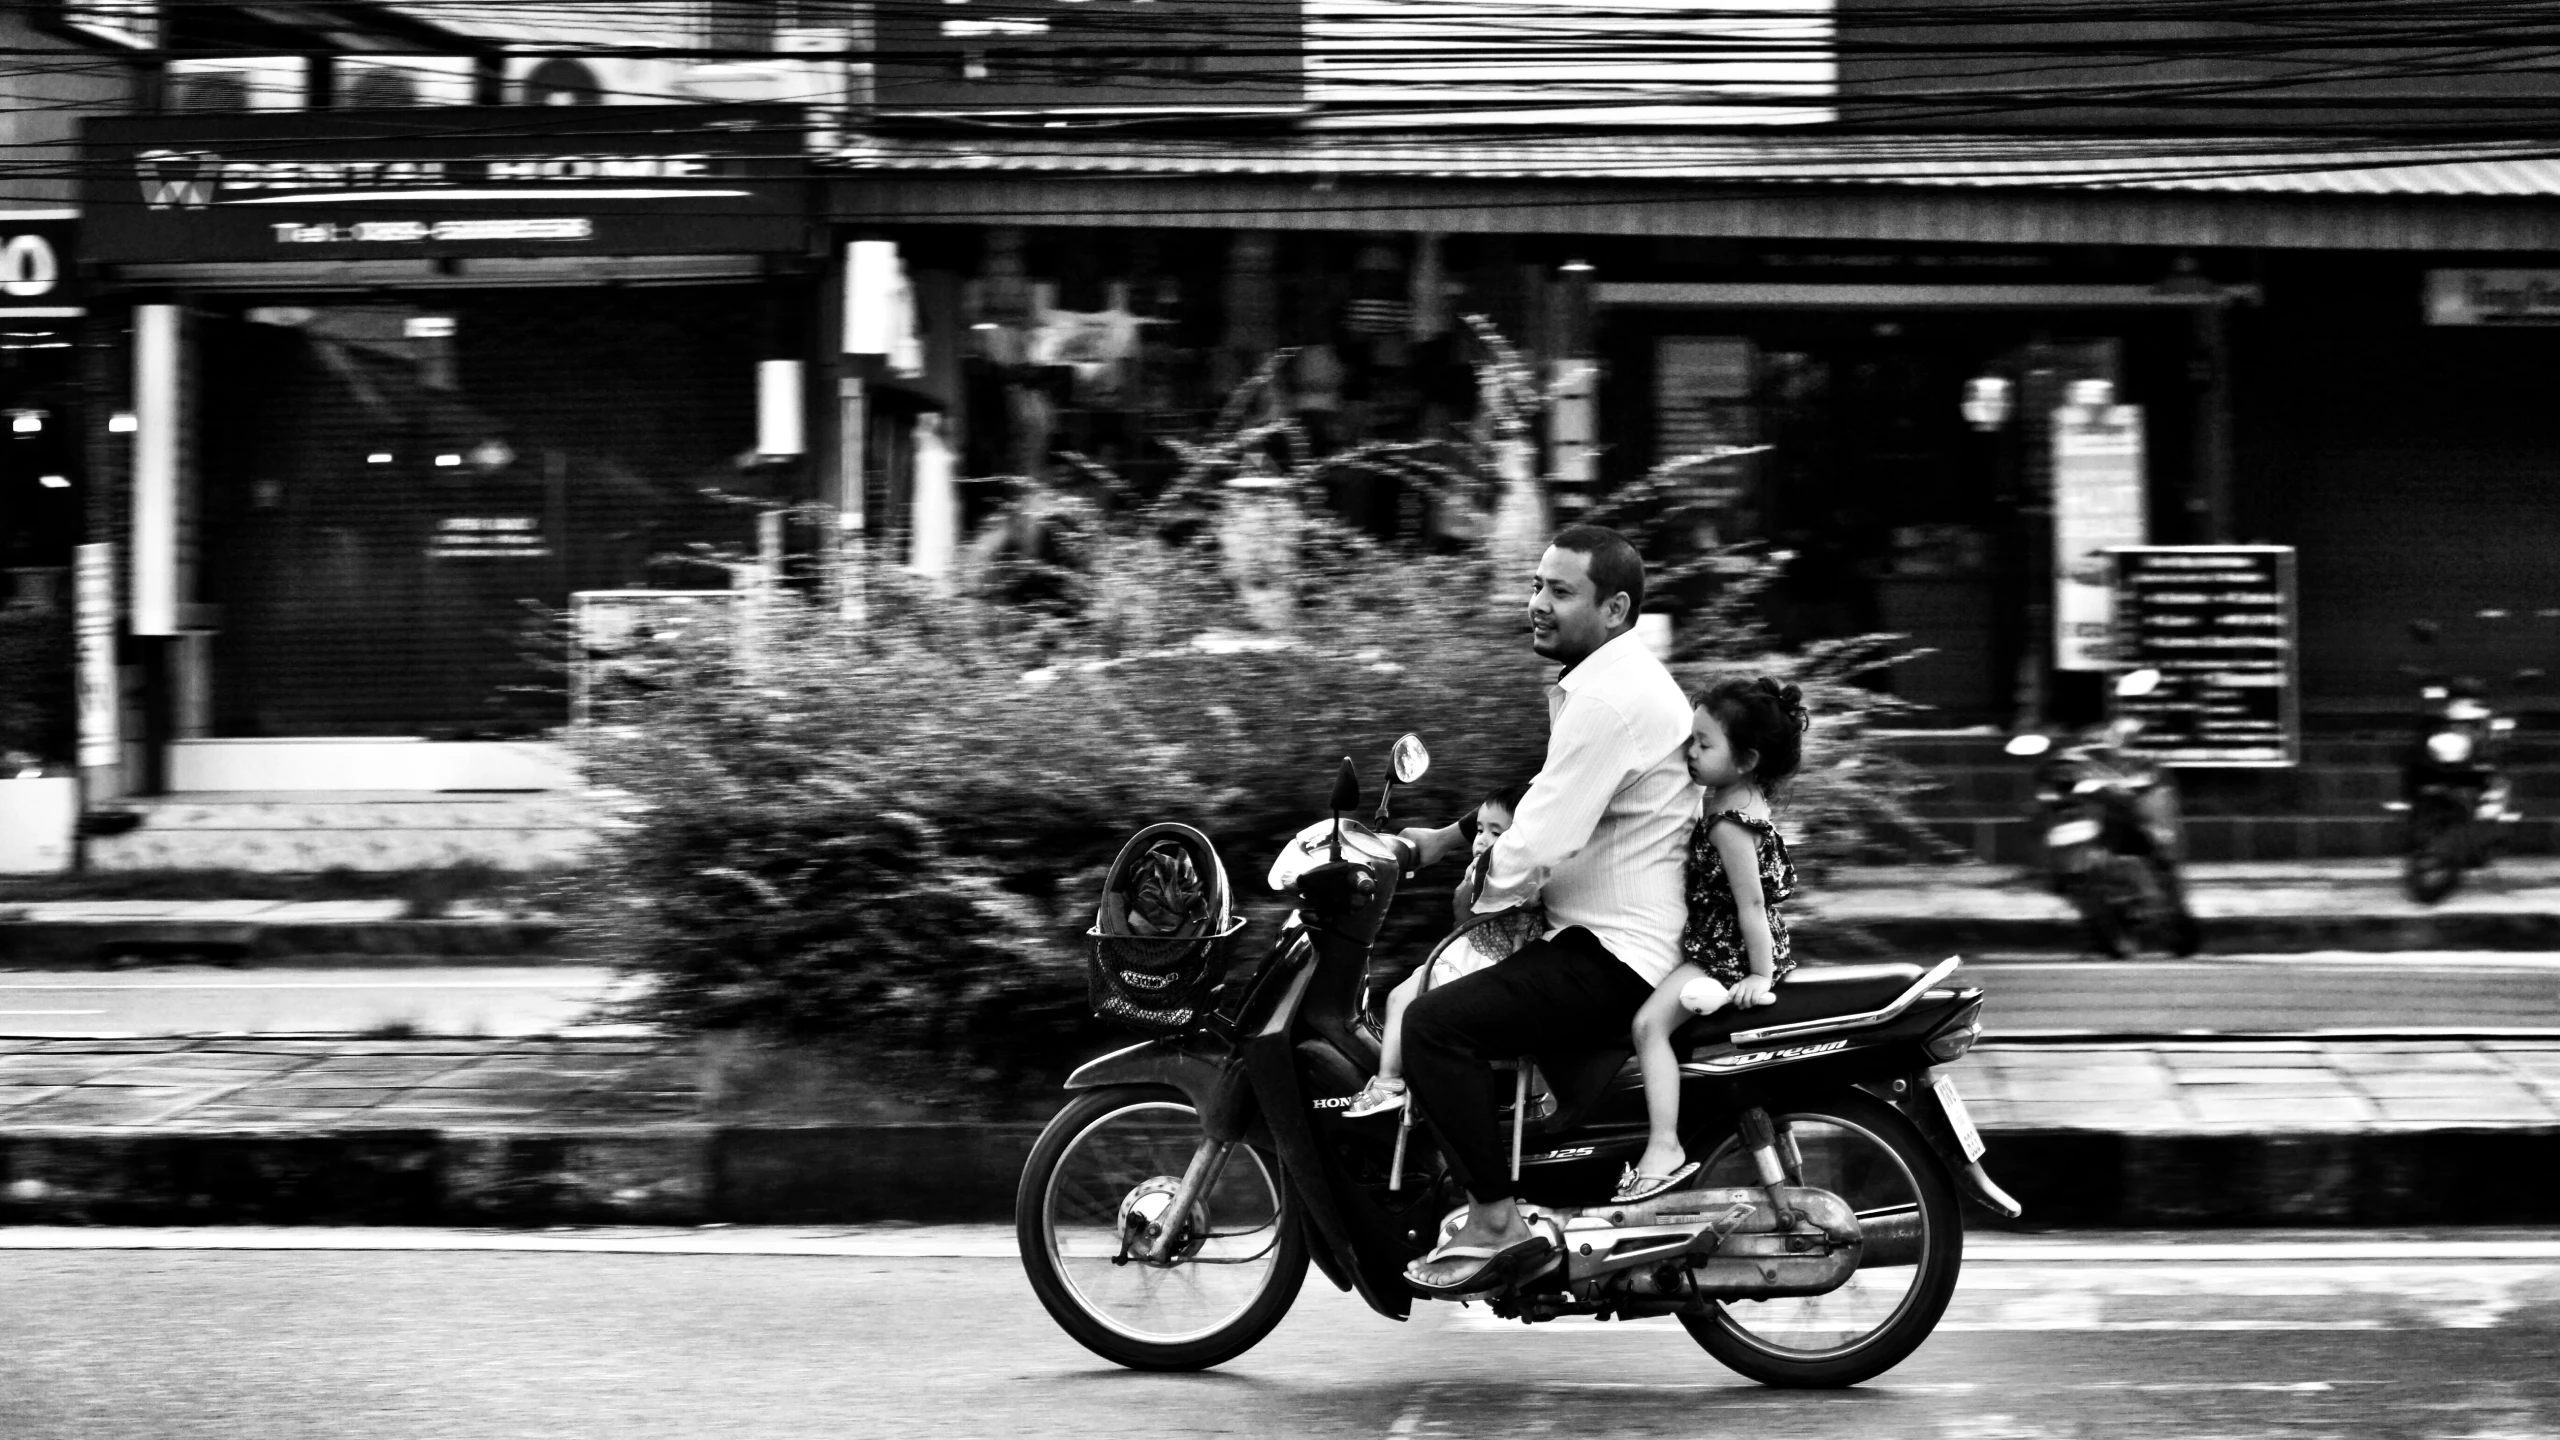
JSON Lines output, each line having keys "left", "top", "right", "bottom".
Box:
{"left": 1395, "top": 523, "right": 1744, "bottom": 1296}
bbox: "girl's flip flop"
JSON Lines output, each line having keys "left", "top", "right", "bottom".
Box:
{"left": 1610, "top": 1160, "right": 1701, "bottom": 1205}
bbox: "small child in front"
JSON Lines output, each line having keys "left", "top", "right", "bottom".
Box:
{"left": 1615, "top": 677, "right": 1809, "bottom": 1204}
{"left": 1344, "top": 780, "right": 1541, "bottom": 1119}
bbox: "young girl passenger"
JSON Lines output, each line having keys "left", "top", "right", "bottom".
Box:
{"left": 1344, "top": 781, "right": 1542, "bottom": 1119}
{"left": 1614, "top": 678, "right": 1810, "bottom": 1204}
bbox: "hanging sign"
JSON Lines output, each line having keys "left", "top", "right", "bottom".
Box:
{"left": 2110, "top": 546, "right": 2300, "bottom": 767}
{"left": 2424, "top": 270, "right": 2560, "bottom": 326}
{"left": 2051, "top": 395, "right": 2146, "bottom": 671}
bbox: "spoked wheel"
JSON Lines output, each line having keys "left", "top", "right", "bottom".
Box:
{"left": 2405, "top": 800, "right": 2469, "bottom": 904}
{"left": 1680, "top": 1089, "right": 1963, "bottom": 1388}
{"left": 1017, "top": 1085, "right": 1308, "bottom": 1371}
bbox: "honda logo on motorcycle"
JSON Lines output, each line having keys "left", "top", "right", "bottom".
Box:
{"left": 138, "top": 149, "right": 220, "bottom": 210}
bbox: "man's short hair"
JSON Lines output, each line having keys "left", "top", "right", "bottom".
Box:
{"left": 1549, "top": 524, "right": 1645, "bottom": 621}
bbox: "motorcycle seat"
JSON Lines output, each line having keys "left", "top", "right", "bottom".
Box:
{"left": 1668, "top": 962, "right": 1931, "bottom": 1054}
{"left": 1521, "top": 964, "right": 1937, "bottom": 1129}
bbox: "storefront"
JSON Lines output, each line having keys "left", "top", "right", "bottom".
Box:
{"left": 78, "top": 107, "right": 817, "bottom": 791}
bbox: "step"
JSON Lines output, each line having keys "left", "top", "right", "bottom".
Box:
{"left": 84, "top": 793, "right": 600, "bottom": 873}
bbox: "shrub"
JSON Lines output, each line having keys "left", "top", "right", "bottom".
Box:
{"left": 569, "top": 356, "right": 1945, "bottom": 1076}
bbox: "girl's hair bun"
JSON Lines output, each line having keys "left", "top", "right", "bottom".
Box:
{"left": 1695, "top": 674, "right": 1814, "bottom": 786}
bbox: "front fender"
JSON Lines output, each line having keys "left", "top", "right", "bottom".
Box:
{"left": 1067, "top": 1039, "right": 1251, "bottom": 1144}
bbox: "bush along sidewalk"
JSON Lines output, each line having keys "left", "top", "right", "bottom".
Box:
{"left": 560, "top": 336, "right": 1945, "bottom": 1088}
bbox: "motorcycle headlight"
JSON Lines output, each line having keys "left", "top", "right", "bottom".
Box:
{"left": 2426, "top": 731, "right": 2475, "bottom": 765}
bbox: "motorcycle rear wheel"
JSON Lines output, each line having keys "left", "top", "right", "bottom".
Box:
{"left": 1679, "top": 1089, "right": 1964, "bottom": 1388}
{"left": 1017, "top": 1084, "right": 1309, "bottom": 1372}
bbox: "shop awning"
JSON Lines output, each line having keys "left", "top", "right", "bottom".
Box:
{"left": 839, "top": 132, "right": 2560, "bottom": 195}
{"left": 830, "top": 132, "right": 2560, "bottom": 251}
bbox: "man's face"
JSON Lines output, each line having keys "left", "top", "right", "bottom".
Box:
{"left": 1528, "top": 545, "right": 1624, "bottom": 664}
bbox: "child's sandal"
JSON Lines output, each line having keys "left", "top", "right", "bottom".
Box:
{"left": 1344, "top": 1076, "right": 1408, "bottom": 1118}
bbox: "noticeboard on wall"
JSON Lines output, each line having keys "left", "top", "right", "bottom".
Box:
{"left": 2109, "top": 546, "right": 2300, "bottom": 767}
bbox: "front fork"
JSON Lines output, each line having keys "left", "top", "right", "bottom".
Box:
{"left": 1123, "top": 1138, "right": 1236, "bottom": 1266}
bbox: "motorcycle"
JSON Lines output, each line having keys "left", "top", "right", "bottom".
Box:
{"left": 2387, "top": 618, "right": 2542, "bottom": 904}
{"left": 2003, "top": 669, "right": 2202, "bottom": 959}
{"left": 1018, "top": 734, "right": 2018, "bottom": 1384}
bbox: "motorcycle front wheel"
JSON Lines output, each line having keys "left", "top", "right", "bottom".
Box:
{"left": 1680, "top": 1089, "right": 1964, "bottom": 1388}
{"left": 1016, "top": 1084, "right": 1309, "bottom": 1372}
{"left": 2405, "top": 799, "right": 2469, "bottom": 904}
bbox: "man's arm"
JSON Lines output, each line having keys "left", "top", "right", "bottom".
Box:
{"left": 1474, "top": 694, "right": 1636, "bottom": 911}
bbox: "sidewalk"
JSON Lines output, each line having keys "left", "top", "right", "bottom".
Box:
{"left": 1, "top": 1034, "right": 2554, "bottom": 1228}
{"left": 10, "top": 860, "right": 2560, "bottom": 966}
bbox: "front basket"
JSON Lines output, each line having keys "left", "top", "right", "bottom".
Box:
{"left": 1085, "top": 916, "right": 1250, "bottom": 1035}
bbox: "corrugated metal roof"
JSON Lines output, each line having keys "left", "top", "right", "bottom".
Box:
{"left": 831, "top": 132, "right": 2560, "bottom": 197}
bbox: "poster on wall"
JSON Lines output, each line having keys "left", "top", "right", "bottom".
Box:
{"left": 75, "top": 543, "right": 119, "bottom": 771}
{"left": 2051, "top": 393, "right": 2147, "bottom": 671}
{"left": 2110, "top": 546, "right": 2300, "bottom": 767}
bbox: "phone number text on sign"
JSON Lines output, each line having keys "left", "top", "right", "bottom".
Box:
{"left": 271, "top": 219, "right": 595, "bottom": 245}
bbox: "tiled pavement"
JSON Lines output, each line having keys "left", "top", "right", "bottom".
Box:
{"left": 0, "top": 1035, "right": 2554, "bottom": 1134}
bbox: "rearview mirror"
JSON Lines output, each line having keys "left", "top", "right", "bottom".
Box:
{"left": 2115, "top": 668, "right": 2163, "bottom": 698}
{"left": 1329, "top": 756, "right": 1361, "bottom": 814}
{"left": 2004, "top": 734, "right": 2052, "bottom": 758}
{"left": 1390, "top": 733, "right": 1431, "bottom": 785}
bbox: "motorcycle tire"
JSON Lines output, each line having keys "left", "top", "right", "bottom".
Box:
{"left": 1679, "top": 1089, "right": 1966, "bottom": 1389}
{"left": 2071, "top": 876, "right": 2132, "bottom": 959}
{"left": 1016, "top": 1084, "right": 1309, "bottom": 1372}
{"left": 2404, "top": 801, "right": 2469, "bottom": 906}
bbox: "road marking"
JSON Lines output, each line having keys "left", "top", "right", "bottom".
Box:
{"left": 0, "top": 1010, "right": 106, "bottom": 1015}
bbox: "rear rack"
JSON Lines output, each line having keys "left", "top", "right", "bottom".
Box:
{"left": 1727, "top": 956, "right": 1966, "bottom": 1047}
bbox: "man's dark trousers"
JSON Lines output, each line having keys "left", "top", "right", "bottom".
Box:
{"left": 1400, "top": 927, "right": 1653, "bottom": 1203}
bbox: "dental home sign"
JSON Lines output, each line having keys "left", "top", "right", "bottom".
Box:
{"left": 81, "top": 107, "right": 805, "bottom": 264}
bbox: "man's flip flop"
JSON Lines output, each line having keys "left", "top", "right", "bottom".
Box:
{"left": 1404, "top": 1232, "right": 1555, "bottom": 1298}
{"left": 1610, "top": 1160, "right": 1701, "bottom": 1204}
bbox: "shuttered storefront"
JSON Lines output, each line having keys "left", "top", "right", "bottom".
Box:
{"left": 199, "top": 286, "right": 763, "bottom": 737}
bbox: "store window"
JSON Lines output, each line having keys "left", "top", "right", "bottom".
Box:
{"left": 198, "top": 288, "right": 760, "bottom": 737}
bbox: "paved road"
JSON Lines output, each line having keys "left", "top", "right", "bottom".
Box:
{"left": 1, "top": 1228, "right": 2552, "bottom": 1439}
{"left": 0, "top": 967, "right": 635, "bottom": 1037}
{"left": 1, "top": 955, "right": 2554, "bottom": 1038}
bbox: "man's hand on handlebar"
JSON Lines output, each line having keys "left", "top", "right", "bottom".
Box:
{"left": 1396, "top": 821, "right": 1466, "bottom": 870}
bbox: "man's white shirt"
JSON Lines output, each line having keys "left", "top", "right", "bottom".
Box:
{"left": 1475, "top": 628, "right": 1698, "bottom": 987}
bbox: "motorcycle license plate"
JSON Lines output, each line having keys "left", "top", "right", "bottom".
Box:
{"left": 1933, "top": 1075, "right": 1987, "bottom": 1162}
{"left": 2046, "top": 819, "right": 2102, "bottom": 847}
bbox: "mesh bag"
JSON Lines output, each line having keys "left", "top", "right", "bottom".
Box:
{"left": 1087, "top": 823, "right": 1242, "bottom": 1035}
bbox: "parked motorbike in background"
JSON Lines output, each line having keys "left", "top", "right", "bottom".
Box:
{"left": 2388, "top": 617, "right": 2542, "bottom": 904}
{"left": 2005, "top": 669, "right": 2202, "bottom": 958}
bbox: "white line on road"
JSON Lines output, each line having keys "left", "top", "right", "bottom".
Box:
{"left": 4, "top": 1227, "right": 2558, "bottom": 1263}
{"left": 0, "top": 1010, "right": 106, "bottom": 1016}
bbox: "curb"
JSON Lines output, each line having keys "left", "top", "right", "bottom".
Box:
{"left": 0, "top": 918, "right": 571, "bottom": 968}
{"left": 7, "top": 1122, "right": 2559, "bottom": 1227}
{"left": 10, "top": 909, "right": 2560, "bottom": 968}
{"left": 1806, "top": 911, "right": 2560, "bottom": 957}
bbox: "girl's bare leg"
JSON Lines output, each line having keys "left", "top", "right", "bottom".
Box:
{"left": 1631, "top": 965, "right": 1710, "bottom": 1177}
{"left": 1377, "top": 969, "right": 1423, "bottom": 1081}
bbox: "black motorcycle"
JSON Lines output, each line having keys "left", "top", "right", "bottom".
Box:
{"left": 2389, "top": 618, "right": 2541, "bottom": 904}
{"left": 2004, "top": 669, "right": 2201, "bottom": 958}
{"left": 1018, "top": 735, "right": 2017, "bottom": 1384}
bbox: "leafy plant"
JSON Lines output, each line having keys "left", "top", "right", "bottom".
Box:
{"left": 566, "top": 337, "right": 1947, "bottom": 1080}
